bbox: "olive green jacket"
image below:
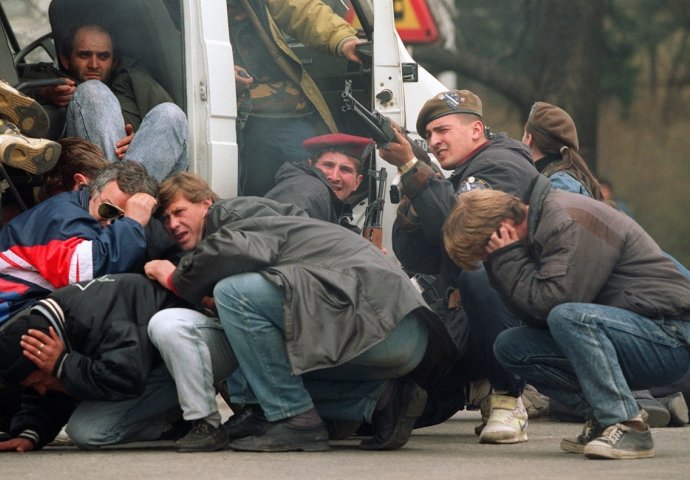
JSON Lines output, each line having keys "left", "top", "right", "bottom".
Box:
{"left": 251, "top": 0, "right": 359, "bottom": 132}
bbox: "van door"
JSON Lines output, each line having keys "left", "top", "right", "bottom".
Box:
{"left": 185, "top": 0, "right": 238, "bottom": 199}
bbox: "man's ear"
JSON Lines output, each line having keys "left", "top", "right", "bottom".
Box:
{"left": 471, "top": 120, "right": 485, "bottom": 140}
{"left": 306, "top": 159, "right": 314, "bottom": 168}
{"left": 72, "top": 173, "right": 89, "bottom": 190}
{"left": 354, "top": 174, "right": 363, "bottom": 191}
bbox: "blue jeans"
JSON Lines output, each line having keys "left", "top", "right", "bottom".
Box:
{"left": 214, "top": 272, "right": 428, "bottom": 423}
{"left": 65, "top": 80, "right": 188, "bottom": 181}
{"left": 148, "top": 308, "right": 237, "bottom": 425}
{"left": 494, "top": 303, "right": 690, "bottom": 426}
{"left": 66, "top": 364, "right": 180, "bottom": 449}
{"left": 457, "top": 265, "right": 524, "bottom": 395}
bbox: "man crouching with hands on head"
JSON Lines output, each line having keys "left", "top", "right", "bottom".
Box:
{"left": 145, "top": 172, "right": 453, "bottom": 453}
{"left": 442, "top": 178, "right": 690, "bottom": 460}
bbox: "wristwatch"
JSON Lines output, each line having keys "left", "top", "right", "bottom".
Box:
{"left": 398, "top": 157, "right": 418, "bottom": 175}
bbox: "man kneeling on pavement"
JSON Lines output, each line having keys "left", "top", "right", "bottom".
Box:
{"left": 443, "top": 179, "right": 690, "bottom": 460}
{"left": 0, "top": 274, "right": 185, "bottom": 451}
{"left": 145, "top": 172, "right": 454, "bottom": 452}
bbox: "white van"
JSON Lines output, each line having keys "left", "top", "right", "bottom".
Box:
{"left": 2, "top": 0, "right": 445, "bottom": 251}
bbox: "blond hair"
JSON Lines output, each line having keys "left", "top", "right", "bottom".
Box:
{"left": 158, "top": 172, "right": 219, "bottom": 211}
{"left": 443, "top": 190, "right": 526, "bottom": 270}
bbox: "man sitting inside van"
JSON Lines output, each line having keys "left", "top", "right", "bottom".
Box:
{"left": 39, "top": 22, "right": 188, "bottom": 182}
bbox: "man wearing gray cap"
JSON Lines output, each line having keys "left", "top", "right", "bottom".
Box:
{"left": 379, "top": 89, "right": 539, "bottom": 444}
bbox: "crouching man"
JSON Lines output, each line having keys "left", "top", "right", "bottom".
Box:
{"left": 145, "top": 173, "right": 452, "bottom": 452}
{"left": 0, "top": 274, "right": 185, "bottom": 451}
{"left": 442, "top": 176, "right": 690, "bottom": 460}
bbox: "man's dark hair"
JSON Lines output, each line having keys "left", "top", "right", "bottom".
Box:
{"left": 90, "top": 160, "right": 159, "bottom": 199}
{"left": 40, "top": 138, "right": 108, "bottom": 199}
{"left": 58, "top": 22, "right": 118, "bottom": 60}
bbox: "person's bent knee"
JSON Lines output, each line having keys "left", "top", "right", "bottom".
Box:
{"left": 146, "top": 102, "right": 187, "bottom": 129}
{"left": 65, "top": 421, "right": 105, "bottom": 450}
{"left": 546, "top": 303, "right": 584, "bottom": 331}
{"left": 148, "top": 308, "right": 202, "bottom": 349}
{"left": 73, "top": 79, "right": 114, "bottom": 103}
{"left": 493, "top": 328, "right": 520, "bottom": 367}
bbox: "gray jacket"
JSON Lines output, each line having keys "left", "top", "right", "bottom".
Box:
{"left": 487, "top": 176, "right": 690, "bottom": 326}
{"left": 171, "top": 197, "right": 441, "bottom": 374}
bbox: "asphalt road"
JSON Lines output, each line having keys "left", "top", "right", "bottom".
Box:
{"left": 3, "top": 407, "right": 689, "bottom": 480}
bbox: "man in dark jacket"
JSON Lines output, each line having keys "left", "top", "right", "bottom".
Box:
{"left": 0, "top": 273, "right": 184, "bottom": 451}
{"left": 145, "top": 173, "right": 451, "bottom": 452}
{"left": 264, "top": 133, "right": 372, "bottom": 231}
{"left": 40, "top": 23, "right": 187, "bottom": 181}
{"left": 443, "top": 177, "right": 690, "bottom": 459}
{"left": 378, "top": 90, "right": 539, "bottom": 443}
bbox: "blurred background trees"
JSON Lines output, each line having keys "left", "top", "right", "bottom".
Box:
{"left": 419, "top": 0, "right": 690, "bottom": 264}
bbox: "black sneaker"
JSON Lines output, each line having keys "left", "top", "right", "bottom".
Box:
{"left": 175, "top": 419, "right": 229, "bottom": 453}
{"left": 223, "top": 404, "right": 269, "bottom": 440}
{"left": 228, "top": 418, "right": 329, "bottom": 452}
{"left": 560, "top": 418, "right": 603, "bottom": 454}
{"left": 360, "top": 379, "right": 428, "bottom": 451}
{"left": 583, "top": 423, "right": 655, "bottom": 459}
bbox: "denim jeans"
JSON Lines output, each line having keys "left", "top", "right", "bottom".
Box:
{"left": 148, "top": 308, "right": 238, "bottom": 425}
{"left": 214, "top": 272, "right": 428, "bottom": 423}
{"left": 457, "top": 265, "right": 524, "bottom": 395}
{"left": 238, "top": 113, "right": 328, "bottom": 196}
{"left": 65, "top": 80, "right": 188, "bottom": 181}
{"left": 65, "top": 364, "right": 179, "bottom": 449}
{"left": 494, "top": 303, "right": 690, "bottom": 426}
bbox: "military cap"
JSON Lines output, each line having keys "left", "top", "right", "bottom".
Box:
{"left": 526, "top": 102, "right": 579, "bottom": 150}
{"left": 303, "top": 133, "right": 375, "bottom": 163}
{"left": 416, "top": 90, "right": 483, "bottom": 137}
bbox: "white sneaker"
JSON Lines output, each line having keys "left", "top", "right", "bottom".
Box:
{"left": 479, "top": 394, "right": 528, "bottom": 444}
{"left": 0, "top": 80, "right": 50, "bottom": 137}
{"left": 0, "top": 120, "right": 60, "bottom": 174}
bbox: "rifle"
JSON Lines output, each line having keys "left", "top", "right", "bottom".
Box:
{"left": 362, "top": 167, "right": 387, "bottom": 249}
{"left": 341, "top": 80, "right": 432, "bottom": 203}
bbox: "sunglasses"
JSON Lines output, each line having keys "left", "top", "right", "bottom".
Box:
{"left": 98, "top": 201, "right": 125, "bottom": 221}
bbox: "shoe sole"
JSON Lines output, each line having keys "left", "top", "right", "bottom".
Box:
{"left": 228, "top": 440, "right": 330, "bottom": 452}
{"left": 479, "top": 429, "right": 528, "bottom": 444}
{"left": 0, "top": 85, "right": 50, "bottom": 138}
{"left": 560, "top": 438, "right": 585, "bottom": 454}
{"left": 583, "top": 445, "right": 656, "bottom": 459}
{"left": 360, "top": 381, "right": 428, "bottom": 451}
{"left": 2, "top": 140, "right": 61, "bottom": 175}
{"left": 176, "top": 441, "right": 230, "bottom": 453}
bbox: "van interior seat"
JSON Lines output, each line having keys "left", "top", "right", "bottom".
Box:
{"left": 48, "top": 0, "right": 185, "bottom": 109}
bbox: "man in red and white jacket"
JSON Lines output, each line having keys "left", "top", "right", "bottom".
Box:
{"left": 0, "top": 160, "right": 159, "bottom": 325}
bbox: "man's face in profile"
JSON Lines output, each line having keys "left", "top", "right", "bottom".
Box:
{"left": 62, "top": 25, "right": 117, "bottom": 83}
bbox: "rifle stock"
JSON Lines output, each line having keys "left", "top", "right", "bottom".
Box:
{"left": 363, "top": 225, "right": 383, "bottom": 249}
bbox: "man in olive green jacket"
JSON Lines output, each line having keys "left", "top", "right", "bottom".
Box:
{"left": 41, "top": 23, "right": 188, "bottom": 182}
